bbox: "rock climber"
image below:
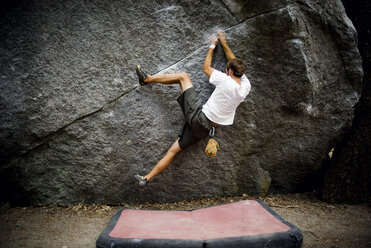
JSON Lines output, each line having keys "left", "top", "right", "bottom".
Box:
{"left": 134, "top": 30, "right": 251, "bottom": 186}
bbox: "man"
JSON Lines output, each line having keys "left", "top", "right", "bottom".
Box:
{"left": 135, "top": 30, "right": 251, "bottom": 186}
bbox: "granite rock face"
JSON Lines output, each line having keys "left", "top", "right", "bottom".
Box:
{"left": 0, "top": 0, "right": 362, "bottom": 205}
{"left": 319, "top": 0, "right": 371, "bottom": 203}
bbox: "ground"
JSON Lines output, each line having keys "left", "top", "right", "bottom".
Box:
{"left": 0, "top": 193, "right": 370, "bottom": 248}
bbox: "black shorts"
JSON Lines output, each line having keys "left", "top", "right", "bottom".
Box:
{"left": 177, "top": 87, "right": 212, "bottom": 149}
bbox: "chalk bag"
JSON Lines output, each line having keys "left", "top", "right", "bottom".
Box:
{"left": 205, "top": 127, "right": 220, "bottom": 157}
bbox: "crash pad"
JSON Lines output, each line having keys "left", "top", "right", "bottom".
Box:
{"left": 96, "top": 200, "right": 303, "bottom": 248}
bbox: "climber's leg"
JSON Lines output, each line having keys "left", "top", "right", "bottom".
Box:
{"left": 136, "top": 65, "right": 193, "bottom": 93}
{"left": 144, "top": 139, "right": 182, "bottom": 181}
{"left": 145, "top": 72, "right": 193, "bottom": 93}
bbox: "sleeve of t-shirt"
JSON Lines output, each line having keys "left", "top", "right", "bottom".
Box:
{"left": 241, "top": 74, "right": 248, "bottom": 82}
{"left": 209, "top": 70, "right": 228, "bottom": 86}
{"left": 241, "top": 74, "right": 252, "bottom": 96}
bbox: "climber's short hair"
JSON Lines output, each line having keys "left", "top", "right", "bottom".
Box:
{"left": 226, "top": 58, "right": 246, "bottom": 78}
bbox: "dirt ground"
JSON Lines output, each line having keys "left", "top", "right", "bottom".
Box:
{"left": 0, "top": 193, "right": 370, "bottom": 248}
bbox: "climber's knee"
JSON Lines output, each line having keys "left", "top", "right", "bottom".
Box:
{"left": 179, "top": 72, "right": 193, "bottom": 93}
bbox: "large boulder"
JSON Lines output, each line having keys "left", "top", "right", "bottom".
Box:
{"left": 0, "top": 0, "right": 362, "bottom": 205}
{"left": 319, "top": 0, "right": 371, "bottom": 203}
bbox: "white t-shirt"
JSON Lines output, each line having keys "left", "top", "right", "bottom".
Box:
{"left": 202, "top": 70, "right": 251, "bottom": 125}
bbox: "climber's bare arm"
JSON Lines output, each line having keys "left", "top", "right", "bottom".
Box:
{"left": 218, "top": 30, "right": 236, "bottom": 62}
{"left": 203, "top": 34, "right": 217, "bottom": 78}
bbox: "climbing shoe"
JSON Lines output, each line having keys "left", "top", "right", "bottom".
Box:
{"left": 136, "top": 65, "right": 148, "bottom": 86}
{"left": 135, "top": 174, "right": 147, "bottom": 186}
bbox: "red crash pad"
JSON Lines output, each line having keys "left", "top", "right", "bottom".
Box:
{"left": 96, "top": 200, "right": 303, "bottom": 248}
{"left": 110, "top": 200, "right": 290, "bottom": 240}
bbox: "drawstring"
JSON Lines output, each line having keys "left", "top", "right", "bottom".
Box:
{"left": 209, "top": 126, "right": 215, "bottom": 137}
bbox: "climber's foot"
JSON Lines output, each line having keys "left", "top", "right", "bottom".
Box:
{"left": 136, "top": 65, "right": 148, "bottom": 86}
{"left": 135, "top": 174, "right": 147, "bottom": 186}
